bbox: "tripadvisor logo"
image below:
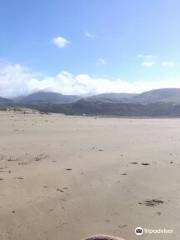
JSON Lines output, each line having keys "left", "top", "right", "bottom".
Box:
{"left": 135, "top": 226, "right": 174, "bottom": 235}
{"left": 135, "top": 227, "right": 144, "bottom": 236}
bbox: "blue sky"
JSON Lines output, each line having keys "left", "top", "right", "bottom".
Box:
{"left": 1, "top": 0, "right": 180, "bottom": 96}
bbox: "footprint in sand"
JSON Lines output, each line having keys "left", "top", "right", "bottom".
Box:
{"left": 118, "top": 224, "right": 127, "bottom": 228}
{"left": 105, "top": 219, "right": 111, "bottom": 223}
{"left": 157, "top": 211, "right": 162, "bottom": 216}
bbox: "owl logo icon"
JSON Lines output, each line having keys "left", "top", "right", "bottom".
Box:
{"left": 135, "top": 227, "right": 144, "bottom": 236}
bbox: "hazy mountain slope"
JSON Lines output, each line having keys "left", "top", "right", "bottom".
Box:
{"left": 131, "top": 88, "right": 180, "bottom": 104}
{"left": 27, "top": 99, "right": 180, "bottom": 117}
{"left": 3, "top": 88, "right": 180, "bottom": 117}
{"left": 14, "top": 88, "right": 180, "bottom": 106}
{"left": 0, "top": 97, "right": 13, "bottom": 106}
{"left": 14, "top": 91, "right": 81, "bottom": 104}
{"left": 83, "top": 88, "right": 180, "bottom": 105}
{"left": 84, "top": 93, "right": 137, "bottom": 103}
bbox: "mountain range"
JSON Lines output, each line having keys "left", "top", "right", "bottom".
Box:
{"left": 13, "top": 91, "right": 81, "bottom": 104}
{"left": 0, "top": 97, "right": 13, "bottom": 106}
{"left": 2, "top": 88, "right": 180, "bottom": 116}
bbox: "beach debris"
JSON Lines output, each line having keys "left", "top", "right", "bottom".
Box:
{"left": 34, "top": 153, "right": 48, "bottom": 161}
{"left": 141, "top": 163, "right": 150, "bottom": 166}
{"left": 131, "top": 161, "right": 138, "bottom": 165}
{"left": 121, "top": 173, "right": 127, "bottom": 176}
{"left": 16, "top": 177, "right": 24, "bottom": 180}
{"left": 139, "top": 199, "right": 164, "bottom": 207}
{"left": 98, "top": 149, "right": 104, "bottom": 152}
{"left": 56, "top": 188, "right": 64, "bottom": 192}
{"left": 7, "top": 156, "right": 18, "bottom": 162}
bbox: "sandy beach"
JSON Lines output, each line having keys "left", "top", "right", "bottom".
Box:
{"left": 0, "top": 111, "right": 180, "bottom": 240}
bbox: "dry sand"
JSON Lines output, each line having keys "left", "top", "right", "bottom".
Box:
{"left": 0, "top": 111, "right": 180, "bottom": 240}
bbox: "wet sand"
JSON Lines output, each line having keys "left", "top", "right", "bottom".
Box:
{"left": 0, "top": 111, "right": 180, "bottom": 240}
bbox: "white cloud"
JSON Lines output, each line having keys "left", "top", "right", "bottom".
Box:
{"left": 52, "top": 36, "right": 69, "bottom": 48}
{"left": 138, "top": 54, "right": 156, "bottom": 67}
{"left": 1, "top": 63, "right": 180, "bottom": 98}
{"left": 137, "top": 54, "right": 156, "bottom": 60}
{"left": 138, "top": 55, "right": 178, "bottom": 68}
{"left": 141, "top": 61, "right": 155, "bottom": 67}
{"left": 161, "top": 61, "right": 175, "bottom": 68}
{"left": 85, "top": 31, "right": 96, "bottom": 39}
{"left": 97, "top": 57, "right": 107, "bottom": 66}
{"left": 0, "top": 63, "right": 38, "bottom": 97}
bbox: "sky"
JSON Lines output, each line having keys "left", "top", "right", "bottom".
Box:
{"left": 1, "top": 0, "right": 180, "bottom": 97}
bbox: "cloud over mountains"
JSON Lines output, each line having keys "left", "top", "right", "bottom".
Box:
{"left": 1, "top": 62, "right": 180, "bottom": 98}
